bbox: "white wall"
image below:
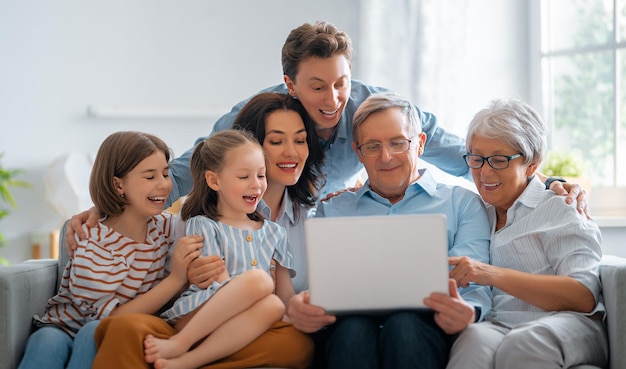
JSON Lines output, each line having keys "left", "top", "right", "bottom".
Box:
{"left": 0, "top": 0, "right": 360, "bottom": 263}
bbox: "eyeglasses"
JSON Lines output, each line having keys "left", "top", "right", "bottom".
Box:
{"left": 463, "top": 153, "right": 524, "bottom": 170}
{"left": 357, "top": 138, "right": 413, "bottom": 157}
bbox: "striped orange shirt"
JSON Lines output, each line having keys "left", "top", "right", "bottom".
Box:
{"left": 33, "top": 212, "right": 176, "bottom": 337}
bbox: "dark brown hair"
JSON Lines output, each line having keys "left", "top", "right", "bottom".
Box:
{"left": 231, "top": 92, "right": 325, "bottom": 216}
{"left": 282, "top": 21, "right": 353, "bottom": 82}
{"left": 90, "top": 131, "right": 170, "bottom": 217}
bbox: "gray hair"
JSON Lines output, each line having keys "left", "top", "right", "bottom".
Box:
{"left": 352, "top": 91, "right": 421, "bottom": 143}
{"left": 466, "top": 99, "right": 546, "bottom": 165}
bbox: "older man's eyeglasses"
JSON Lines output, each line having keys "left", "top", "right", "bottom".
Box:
{"left": 357, "top": 138, "right": 413, "bottom": 157}
{"left": 463, "top": 153, "right": 524, "bottom": 170}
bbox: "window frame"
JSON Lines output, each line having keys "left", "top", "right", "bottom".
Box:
{"left": 530, "top": 0, "right": 625, "bottom": 187}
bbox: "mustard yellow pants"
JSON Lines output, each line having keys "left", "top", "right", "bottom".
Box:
{"left": 93, "top": 313, "right": 314, "bottom": 369}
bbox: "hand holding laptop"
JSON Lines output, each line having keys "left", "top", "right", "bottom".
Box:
{"left": 287, "top": 213, "right": 477, "bottom": 334}
{"left": 286, "top": 291, "right": 336, "bottom": 333}
{"left": 423, "top": 278, "right": 478, "bottom": 334}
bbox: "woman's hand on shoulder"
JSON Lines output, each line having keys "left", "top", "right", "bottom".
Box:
{"left": 65, "top": 207, "right": 101, "bottom": 255}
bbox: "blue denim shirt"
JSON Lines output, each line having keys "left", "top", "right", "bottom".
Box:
{"left": 168, "top": 80, "right": 470, "bottom": 206}
{"left": 315, "top": 169, "right": 492, "bottom": 320}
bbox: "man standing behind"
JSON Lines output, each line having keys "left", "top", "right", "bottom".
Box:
{"left": 286, "top": 91, "right": 491, "bottom": 369}
{"left": 168, "top": 21, "right": 470, "bottom": 204}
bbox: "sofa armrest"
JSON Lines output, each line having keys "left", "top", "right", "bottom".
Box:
{"left": 600, "top": 255, "right": 626, "bottom": 369}
{"left": 0, "top": 259, "right": 58, "bottom": 369}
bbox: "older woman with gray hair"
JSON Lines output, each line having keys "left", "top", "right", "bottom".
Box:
{"left": 446, "top": 99, "right": 608, "bottom": 369}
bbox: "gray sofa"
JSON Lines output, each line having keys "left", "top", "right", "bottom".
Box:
{"left": 1, "top": 220, "right": 626, "bottom": 369}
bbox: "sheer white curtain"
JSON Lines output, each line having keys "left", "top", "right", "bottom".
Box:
{"left": 359, "top": 0, "right": 479, "bottom": 137}
{"left": 359, "top": 0, "right": 474, "bottom": 189}
{"left": 359, "top": 0, "right": 424, "bottom": 101}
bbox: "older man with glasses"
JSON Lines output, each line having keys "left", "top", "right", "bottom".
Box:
{"left": 286, "top": 91, "right": 492, "bottom": 369}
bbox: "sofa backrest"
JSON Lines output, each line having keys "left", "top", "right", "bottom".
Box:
{"left": 57, "top": 220, "right": 70, "bottom": 290}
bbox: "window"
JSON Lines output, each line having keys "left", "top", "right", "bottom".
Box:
{"left": 539, "top": 0, "right": 626, "bottom": 187}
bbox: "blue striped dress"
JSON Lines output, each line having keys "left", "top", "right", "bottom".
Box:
{"left": 161, "top": 216, "right": 294, "bottom": 324}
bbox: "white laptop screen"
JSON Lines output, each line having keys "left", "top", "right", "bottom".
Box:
{"left": 304, "top": 214, "right": 449, "bottom": 314}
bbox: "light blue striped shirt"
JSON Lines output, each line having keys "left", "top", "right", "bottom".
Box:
{"left": 161, "top": 217, "right": 293, "bottom": 323}
{"left": 257, "top": 193, "right": 314, "bottom": 293}
{"left": 485, "top": 176, "right": 604, "bottom": 327}
{"left": 315, "top": 169, "right": 492, "bottom": 319}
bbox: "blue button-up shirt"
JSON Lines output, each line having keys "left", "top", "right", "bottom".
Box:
{"left": 256, "top": 192, "right": 314, "bottom": 294}
{"left": 315, "top": 169, "right": 492, "bottom": 320}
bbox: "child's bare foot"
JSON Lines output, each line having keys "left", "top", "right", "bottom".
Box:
{"left": 154, "top": 358, "right": 172, "bottom": 369}
{"left": 143, "top": 334, "right": 188, "bottom": 363}
{"left": 154, "top": 357, "right": 194, "bottom": 369}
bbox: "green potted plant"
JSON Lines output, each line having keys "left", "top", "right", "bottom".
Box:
{"left": 0, "top": 153, "right": 30, "bottom": 265}
{"left": 540, "top": 149, "right": 591, "bottom": 194}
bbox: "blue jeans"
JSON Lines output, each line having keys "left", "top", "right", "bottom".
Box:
{"left": 17, "top": 320, "right": 99, "bottom": 369}
{"left": 325, "top": 311, "right": 450, "bottom": 369}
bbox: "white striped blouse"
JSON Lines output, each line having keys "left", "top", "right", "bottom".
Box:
{"left": 485, "top": 177, "right": 604, "bottom": 327}
{"left": 33, "top": 212, "right": 176, "bottom": 337}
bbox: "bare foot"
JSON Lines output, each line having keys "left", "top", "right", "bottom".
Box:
{"left": 154, "top": 358, "right": 171, "bottom": 369}
{"left": 154, "top": 357, "right": 194, "bottom": 369}
{"left": 143, "top": 334, "right": 188, "bottom": 363}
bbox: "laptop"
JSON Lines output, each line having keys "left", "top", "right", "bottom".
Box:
{"left": 304, "top": 213, "right": 449, "bottom": 314}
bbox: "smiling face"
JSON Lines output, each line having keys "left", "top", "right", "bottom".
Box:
{"left": 206, "top": 142, "right": 267, "bottom": 220}
{"left": 114, "top": 151, "right": 172, "bottom": 218}
{"left": 469, "top": 134, "right": 538, "bottom": 213}
{"left": 284, "top": 55, "right": 351, "bottom": 134}
{"left": 352, "top": 107, "right": 426, "bottom": 203}
{"left": 262, "top": 110, "right": 309, "bottom": 189}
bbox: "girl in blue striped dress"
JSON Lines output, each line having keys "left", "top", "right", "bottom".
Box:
{"left": 143, "top": 129, "right": 294, "bottom": 369}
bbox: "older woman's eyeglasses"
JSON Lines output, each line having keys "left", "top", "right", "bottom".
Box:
{"left": 357, "top": 138, "right": 413, "bottom": 157}
{"left": 463, "top": 153, "right": 524, "bottom": 170}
